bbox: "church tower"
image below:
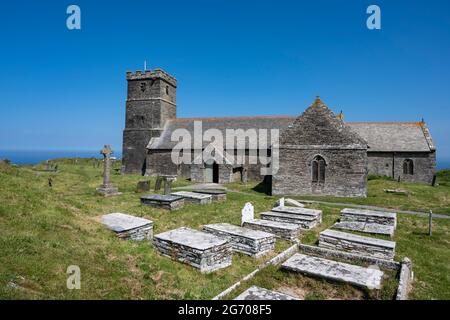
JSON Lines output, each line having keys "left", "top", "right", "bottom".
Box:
{"left": 122, "top": 68, "right": 177, "bottom": 174}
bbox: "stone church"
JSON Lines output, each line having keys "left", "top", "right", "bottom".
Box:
{"left": 122, "top": 68, "right": 436, "bottom": 197}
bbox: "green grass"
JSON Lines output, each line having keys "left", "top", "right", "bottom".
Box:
{"left": 0, "top": 160, "right": 449, "bottom": 299}
{"left": 227, "top": 172, "right": 450, "bottom": 215}
{"left": 225, "top": 204, "right": 450, "bottom": 300}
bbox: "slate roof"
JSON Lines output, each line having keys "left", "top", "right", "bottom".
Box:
{"left": 147, "top": 116, "right": 435, "bottom": 153}
{"left": 349, "top": 122, "right": 434, "bottom": 152}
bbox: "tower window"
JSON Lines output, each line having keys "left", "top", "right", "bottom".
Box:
{"left": 312, "top": 155, "right": 326, "bottom": 183}
{"left": 165, "top": 86, "right": 169, "bottom": 95}
{"left": 140, "top": 82, "right": 146, "bottom": 92}
{"left": 403, "top": 159, "right": 414, "bottom": 175}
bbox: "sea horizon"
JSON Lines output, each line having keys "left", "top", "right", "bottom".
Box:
{"left": 0, "top": 149, "right": 449, "bottom": 170}
{"left": 0, "top": 149, "right": 123, "bottom": 165}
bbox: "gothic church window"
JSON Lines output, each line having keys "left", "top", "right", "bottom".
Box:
{"left": 165, "top": 86, "right": 169, "bottom": 95}
{"left": 140, "top": 82, "right": 146, "bottom": 92}
{"left": 403, "top": 159, "right": 414, "bottom": 175}
{"left": 312, "top": 155, "right": 326, "bottom": 183}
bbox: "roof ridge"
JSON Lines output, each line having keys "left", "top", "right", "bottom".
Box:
{"left": 348, "top": 121, "right": 423, "bottom": 125}
{"left": 170, "top": 117, "right": 424, "bottom": 125}
{"left": 171, "top": 115, "right": 295, "bottom": 121}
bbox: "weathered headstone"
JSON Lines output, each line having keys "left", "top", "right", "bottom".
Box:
{"left": 136, "top": 180, "right": 151, "bottom": 192}
{"left": 241, "top": 202, "right": 254, "bottom": 226}
{"left": 279, "top": 197, "right": 285, "bottom": 207}
{"left": 154, "top": 176, "right": 163, "bottom": 191}
{"left": 96, "top": 145, "right": 121, "bottom": 197}
{"left": 164, "top": 177, "right": 175, "bottom": 195}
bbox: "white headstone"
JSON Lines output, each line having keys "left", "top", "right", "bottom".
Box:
{"left": 279, "top": 197, "right": 285, "bottom": 207}
{"left": 241, "top": 202, "right": 254, "bottom": 225}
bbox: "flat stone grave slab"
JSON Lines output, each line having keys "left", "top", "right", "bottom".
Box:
{"left": 260, "top": 211, "right": 318, "bottom": 230}
{"left": 193, "top": 189, "right": 227, "bottom": 201}
{"left": 243, "top": 219, "right": 300, "bottom": 240}
{"left": 319, "top": 229, "right": 396, "bottom": 260}
{"left": 333, "top": 221, "right": 395, "bottom": 236}
{"left": 140, "top": 194, "right": 185, "bottom": 210}
{"left": 282, "top": 253, "right": 384, "bottom": 290}
{"left": 272, "top": 206, "right": 322, "bottom": 222}
{"left": 101, "top": 213, "right": 153, "bottom": 241}
{"left": 171, "top": 191, "right": 212, "bottom": 205}
{"left": 203, "top": 223, "right": 275, "bottom": 257}
{"left": 234, "top": 286, "right": 298, "bottom": 300}
{"left": 340, "top": 208, "right": 397, "bottom": 228}
{"left": 153, "top": 227, "right": 232, "bottom": 273}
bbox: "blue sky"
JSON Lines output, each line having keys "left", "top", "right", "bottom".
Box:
{"left": 0, "top": 1, "right": 449, "bottom": 164}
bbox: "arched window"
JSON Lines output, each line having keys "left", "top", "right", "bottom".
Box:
{"left": 403, "top": 159, "right": 414, "bottom": 175}
{"left": 312, "top": 155, "right": 326, "bottom": 183}
{"left": 165, "top": 86, "right": 169, "bottom": 95}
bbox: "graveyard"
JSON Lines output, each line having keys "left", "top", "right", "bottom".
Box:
{"left": 0, "top": 158, "right": 449, "bottom": 300}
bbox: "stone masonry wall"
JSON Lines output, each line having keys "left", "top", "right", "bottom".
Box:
{"left": 367, "top": 151, "right": 436, "bottom": 184}
{"left": 145, "top": 150, "right": 177, "bottom": 176}
{"left": 123, "top": 69, "right": 177, "bottom": 174}
{"left": 272, "top": 148, "right": 368, "bottom": 197}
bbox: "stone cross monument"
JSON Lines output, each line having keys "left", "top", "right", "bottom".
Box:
{"left": 96, "top": 145, "right": 121, "bottom": 197}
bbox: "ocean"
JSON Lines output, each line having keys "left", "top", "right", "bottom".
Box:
{"left": 0, "top": 150, "right": 122, "bottom": 165}
{"left": 0, "top": 150, "right": 448, "bottom": 169}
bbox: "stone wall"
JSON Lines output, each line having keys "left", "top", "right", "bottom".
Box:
{"left": 145, "top": 150, "right": 177, "bottom": 176}
{"left": 272, "top": 98, "right": 369, "bottom": 198}
{"left": 367, "top": 151, "right": 436, "bottom": 184}
{"left": 272, "top": 148, "right": 368, "bottom": 197}
{"left": 122, "top": 69, "right": 177, "bottom": 174}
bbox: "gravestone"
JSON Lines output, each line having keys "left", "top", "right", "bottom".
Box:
{"left": 154, "top": 176, "right": 163, "bottom": 191}
{"left": 431, "top": 174, "right": 437, "bottom": 187}
{"left": 193, "top": 189, "right": 227, "bottom": 201}
{"left": 319, "top": 229, "right": 396, "bottom": 260}
{"left": 136, "top": 180, "right": 151, "bottom": 192}
{"left": 101, "top": 213, "right": 153, "bottom": 241}
{"left": 282, "top": 253, "right": 384, "bottom": 290}
{"left": 96, "top": 145, "right": 122, "bottom": 197}
{"left": 171, "top": 191, "right": 212, "bottom": 204}
{"left": 141, "top": 194, "right": 185, "bottom": 210}
{"left": 234, "top": 286, "right": 298, "bottom": 300}
{"left": 203, "top": 223, "right": 275, "bottom": 257}
{"left": 164, "top": 177, "right": 175, "bottom": 195}
{"left": 153, "top": 227, "right": 232, "bottom": 273}
{"left": 241, "top": 202, "right": 254, "bottom": 226}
